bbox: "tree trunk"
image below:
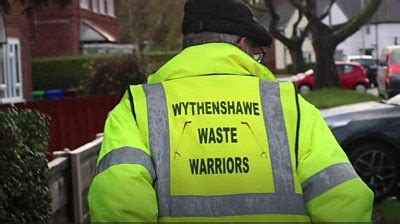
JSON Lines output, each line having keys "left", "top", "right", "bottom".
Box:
{"left": 310, "top": 21, "right": 340, "bottom": 89}
{"left": 288, "top": 0, "right": 382, "bottom": 89}
{"left": 312, "top": 34, "right": 340, "bottom": 88}
{"left": 288, "top": 43, "right": 307, "bottom": 73}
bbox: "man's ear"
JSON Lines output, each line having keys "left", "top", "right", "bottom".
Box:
{"left": 238, "top": 37, "right": 246, "bottom": 49}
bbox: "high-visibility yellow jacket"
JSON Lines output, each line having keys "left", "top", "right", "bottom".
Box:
{"left": 88, "top": 43, "right": 374, "bottom": 222}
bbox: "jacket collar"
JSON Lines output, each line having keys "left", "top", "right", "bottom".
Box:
{"left": 147, "top": 43, "right": 276, "bottom": 84}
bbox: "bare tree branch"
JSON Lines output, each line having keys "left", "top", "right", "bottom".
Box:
{"left": 288, "top": 0, "right": 382, "bottom": 88}
{"left": 300, "top": 23, "right": 311, "bottom": 39}
{"left": 265, "top": 0, "right": 292, "bottom": 46}
{"left": 318, "top": 0, "right": 335, "bottom": 20}
{"left": 292, "top": 9, "right": 303, "bottom": 37}
{"left": 331, "top": 22, "right": 346, "bottom": 31}
{"left": 291, "top": 0, "right": 324, "bottom": 26}
{"left": 332, "top": 0, "right": 381, "bottom": 45}
{"left": 289, "top": 0, "right": 307, "bottom": 15}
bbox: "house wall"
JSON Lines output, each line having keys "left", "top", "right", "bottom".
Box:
{"left": 31, "top": 0, "right": 120, "bottom": 58}
{"left": 4, "top": 2, "right": 32, "bottom": 100}
{"left": 30, "top": 3, "right": 76, "bottom": 58}
{"left": 325, "top": 2, "right": 400, "bottom": 59}
{"left": 78, "top": 0, "right": 121, "bottom": 42}
{"left": 322, "top": 2, "right": 350, "bottom": 60}
{"left": 337, "top": 24, "right": 400, "bottom": 59}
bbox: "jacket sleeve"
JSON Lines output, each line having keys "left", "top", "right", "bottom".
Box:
{"left": 296, "top": 96, "right": 374, "bottom": 222}
{"left": 88, "top": 91, "right": 158, "bottom": 222}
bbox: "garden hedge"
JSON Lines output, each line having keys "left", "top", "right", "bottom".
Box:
{"left": 31, "top": 52, "right": 180, "bottom": 94}
{"left": 0, "top": 107, "right": 51, "bottom": 222}
{"left": 31, "top": 56, "right": 94, "bottom": 91}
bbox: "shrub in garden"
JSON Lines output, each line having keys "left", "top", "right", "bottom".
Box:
{"left": 32, "top": 56, "right": 94, "bottom": 92}
{"left": 31, "top": 52, "right": 177, "bottom": 97}
{"left": 0, "top": 107, "right": 51, "bottom": 222}
{"left": 86, "top": 54, "right": 148, "bottom": 96}
{"left": 146, "top": 51, "right": 179, "bottom": 73}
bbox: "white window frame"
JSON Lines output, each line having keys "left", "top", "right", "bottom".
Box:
{"left": 0, "top": 45, "right": 5, "bottom": 100}
{"left": 106, "top": 0, "right": 115, "bottom": 17}
{"left": 92, "top": 0, "right": 98, "bottom": 13}
{"left": 99, "top": 0, "right": 106, "bottom": 15}
{"left": 80, "top": 0, "right": 89, "bottom": 9}
{"left": 1, "top": 38, "right": 24, "bottom": 104}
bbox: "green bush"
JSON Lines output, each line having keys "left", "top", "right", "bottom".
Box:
{"left": 146, "top": 51, "right": 179, "bottom": 74}
{"left": 85, "top": 54, "right": 148, "bottom": 96}
{"left": 0, "top": 107, "right": 51, "bottom": 222}
{"left": 32, "top": 56, "right": 96, "bottom": 91}
{"left": 31, "top": 52, "right": 179, "bottom": 95}
{"left": 146, "top": 51, "right": 179, "bottom": 62}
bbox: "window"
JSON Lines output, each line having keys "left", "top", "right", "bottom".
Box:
{"left": 303, "top": 51, "right": 312, "bottom": 63}
{"left": 391, "top": 51, "right": 400, "bottom": 64}
{"left": 0, "top": 45, "right": 4, "bottom": 99}
{"left": 80, "top": 0, "right": 89, "bottom": 9}
{"left": 296, "top": 27, "right": 305, "bottom": 37}
{"left": 0, "top": 38, "right": 23, "bottom": 103}
{"left": 337, "top": 65, "right": 355, "bottom": 75}
{"left": 99, "top": 0, "right": 106, "bottom": 14}
{"left": 106, "top": 0, "right": 115, "bottom": 17}
{"left": 343, "top": 65, "right": 355, "bottom": 73}
{"left": 92, "top": 0, "right": 98, "bottom": 12}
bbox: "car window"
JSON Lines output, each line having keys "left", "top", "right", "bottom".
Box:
{"left": 343, "top": 65, "right": 355, "bottom": 73}
{"left": 351, "top": 58, "right": 375, "bottom": 66}
{"left": 391, "top": 51, "right": 400, "bottom": 64}
{"left": 336, "top": 65, "right": 354, "bottom": 74}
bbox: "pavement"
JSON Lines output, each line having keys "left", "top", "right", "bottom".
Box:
{"left": 367, "top": 87, "right": 378, "bottom": 96}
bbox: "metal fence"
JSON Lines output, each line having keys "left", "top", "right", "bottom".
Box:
{"left": 48, "top": 135, "right": 102, "bottom": 223}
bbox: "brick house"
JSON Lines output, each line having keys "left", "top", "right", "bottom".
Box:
{"left": 31, "top": 0, "right": 121, "bottom": 58}
{"left": 0, "top": 2, "right": 32, "bottom": 103}
{"left": 0, "top": 0, "right": 120, "bottom": 104}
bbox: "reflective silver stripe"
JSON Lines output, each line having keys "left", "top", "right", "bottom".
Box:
{"left": 95, "top": 147, "right": 156, "bottom": 181}
{"left": 144, "top": 82, "right": 307, "bottom": 217}
{"left": 171, "top": 193, "right": 307, "bottom": 217}
{"left": 259, "top": 80, "right": 296, "bottom": 193}
{"left": 302, "top": 162, "right": 359, "bottom": 202}
{"left": 143, "top": 84, "right": 171, "bottom": 217}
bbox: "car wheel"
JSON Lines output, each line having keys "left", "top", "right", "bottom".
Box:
{"left": 348, "top": 142, "right": 399, "bottom": 199}
{"left": 354, "top": 84, "right": 367, "bottom": 92}
{"left": 299, "top": 85, "right": 311, "bottom": 94}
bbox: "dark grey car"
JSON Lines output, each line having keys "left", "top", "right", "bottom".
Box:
{"left": 322, "top": 95, "right": 400, "bottom": 199}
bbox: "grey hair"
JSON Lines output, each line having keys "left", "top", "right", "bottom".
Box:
{"left": 182, "top": 32, "right": 241, "bottom": 49}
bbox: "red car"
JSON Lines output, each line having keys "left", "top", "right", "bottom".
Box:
{"left": 377, "top": 45, "right": 400, "bottom": 98}
{"left": 291, "top": 62, "right": 371, "bottom": 94}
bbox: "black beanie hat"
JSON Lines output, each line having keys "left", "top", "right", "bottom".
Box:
{"left": 182, "top": 0, "right": 272, "bottom": 47}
